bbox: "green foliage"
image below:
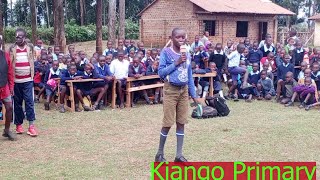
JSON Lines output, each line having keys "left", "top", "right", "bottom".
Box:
{"left": 3, "top": 20, "right": 140, "bottom": 44}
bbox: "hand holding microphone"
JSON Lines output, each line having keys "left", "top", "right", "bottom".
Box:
{"left": 180, "top": 45, "right": 187, "bottom": 68}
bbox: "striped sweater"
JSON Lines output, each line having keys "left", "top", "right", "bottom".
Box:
{"left": 14, "top": 47, "right": 32, "bottom": 83}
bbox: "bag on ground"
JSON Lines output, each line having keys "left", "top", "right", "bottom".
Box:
{"left": 191, "top": 106, "right": 218, "bottom": 119}
{"left": 206, "top": 96, "right": 230, "bottom": 117}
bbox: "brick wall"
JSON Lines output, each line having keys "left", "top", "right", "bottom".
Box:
{"left": 140, "top": 0, "right": 200, "bottom": 47}
{"left": 140, "top": 0, "right": 277, "bottom": 47}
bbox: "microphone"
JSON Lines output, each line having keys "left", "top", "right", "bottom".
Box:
{"left": 180, "top": 45, "right": 187, "bottom": 68}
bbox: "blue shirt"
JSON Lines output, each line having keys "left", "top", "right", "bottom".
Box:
{"left": 94, "top": 63, "right": 113, "bottom": 80}
{"left": 159, "top": 47, "right": 197, "bottom": 98}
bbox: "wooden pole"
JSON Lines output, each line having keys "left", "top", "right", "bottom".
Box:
{"left": 96, "top": 0, "right": 103, "bottom": 54}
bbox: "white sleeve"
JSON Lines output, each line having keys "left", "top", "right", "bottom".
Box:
{"left": 110, "top": 61, "right": 115, "bottom": 74}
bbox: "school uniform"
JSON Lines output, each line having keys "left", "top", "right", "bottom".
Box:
{"left": 311, "top": 71, "right": 320, "bottom": 91}
{"left": 248, "top": 49, "right": 263, "bottom": 64}
{"left": 283, "top": 80, "right": 298, "bottom": 98}
{"left": 94, "top": 63, "right": 113, "bottom": 88}
{"left": 60, "top": 70, "right": 82, "bottom": 95}
{"left": 103, "top": 48, "right": 117, "bottom": 57}
{"left": 76, "top": 60, "right": 88, "bottom": 72}
{"left": 129, "top": 64, "right": 146, "bottom": 87}
{"left": 126, "top": 45, "right": 137, "bottom": 54}
{"left": 79, "top": 71, "right": 99, "bottom": 96}
{"left": 257, "top": 78, "right": 275, "bottom": 96}
{"left": 277, "top": 63, "right": 295, "bottom": 81}
{"left": 248, "top": 71, "right": 260, "bottom": 96}
{"left": 192, "top": 52, "right": 204, "bottom": 69}
{"left": 292, "top": 48, "right": 304, "bottom": 79}
{"left": 209, "top": 50, "right": 226, "bottom": 72}
{"left": 43, "top": 68, "right": 61, "bottom": 96}
{"left": 159, "top": 47, "right": 196, "bottom": 127}
{"left": 110, "top": 59, "right": 130, "bottom": 87}
{"left": 190, "top": 41, "right": 204, "bottom": 53}
{"left": 34, "top": 62, "right": 49, "bottom": 88}
{"left": 199, "top": 68, "right": 222, "bottom": 93}
{"left": 228, "top": 50, "right": 246, "bottom": 82}
{"left": 260, "top": 44, "right": 276, "bottom": 57}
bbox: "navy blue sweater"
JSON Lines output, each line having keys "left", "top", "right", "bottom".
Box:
{"left": 277, "top": 63, "right": 294, "bottom": 81}
{"left": 248, "top": 49, "right": 263, "bottom": 64}
{"left": 248, "top": 72, "right": 260, "bottom": 85}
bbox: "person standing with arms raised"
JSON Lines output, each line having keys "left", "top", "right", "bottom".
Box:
{"left": 155, "top": 28, "right": 201, "bottom": 162}
{"left": 9, "top": 28, "right": 38, "bottom": 137}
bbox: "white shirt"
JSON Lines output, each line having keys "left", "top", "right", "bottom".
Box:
{"left": 110, "top": 59, "right": 130, "bottom": 79}
{"left": 298, "top": 71, "right": 304, "bottom": 80}
{"left": 227, "top": 51, "right": 241, "bottom": 67}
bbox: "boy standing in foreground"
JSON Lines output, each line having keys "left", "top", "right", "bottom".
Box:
{"left": 155, "top": 28, "right": 201, "bottom": 162}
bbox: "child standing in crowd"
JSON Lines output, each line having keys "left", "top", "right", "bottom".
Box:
{"left": 297, "top": 61, "right": 308, "bottom": 80}
{"left": 262, "top": 61, "right": 274, "bottom": 81}
{"left": 224, "top": 40, "right": 234, "bottom": 56}
{"left": 291, "top": 41, "right": 304, "bottom": 79}
{"left": 190, "top": 35, "right": 204, "bottom": 53}
{"left": 209, "top": 43, "right": 226, "bottom": 78}
{"left": 311, "top": 62, "right": 320, "bottom": 92}
{"left": 43, "top": 60, "right": 60, "bottom": 110}
{"left": 248, "top": 63, "right": 260, "bottom": 96}
{"left": 257, "top": 70, "right": 275, "bottom": 100}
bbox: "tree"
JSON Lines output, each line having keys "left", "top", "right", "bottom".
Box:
{"left": 53, "top": 0, "right": 66, "bottom": 53}
{"left": 108, "top": 0, "right": 116, "bottom": 45}
{"left": 96, "top": 0, "right": 103, "bottom": 54}
{"left": 119, "top": 0, "right": 125, "bottom": 39}
{"left": 0, "top": 0, "right": 4, "bottom": 49}
{"left": 30, "top": 0, "right": 37, "bottom": 44}
{"left": 79, "top": 0, "right": 84, "bottom": 26}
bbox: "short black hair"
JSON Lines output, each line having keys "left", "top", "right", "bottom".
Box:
{"left": 171, "top": 27, "right": 184, "bottom": 37}
{"left": 117, "top": 50, "right": 125, "bottom": 55}
{"left": 16, "top": 28, "right": 26, "bottom": 36}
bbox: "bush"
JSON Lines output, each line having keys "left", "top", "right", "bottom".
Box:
{"left": 3, "top": 20, "right": 140, "bottom": 44}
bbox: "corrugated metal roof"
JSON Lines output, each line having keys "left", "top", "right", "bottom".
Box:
{"left": 309, "top": 14, "right": 320, "bottom": 20}
{"left": 190, "top": 0, "right": 294, "bottom": 15}
{"left": 138, "top": 0, "right": 295, "bottom": 16}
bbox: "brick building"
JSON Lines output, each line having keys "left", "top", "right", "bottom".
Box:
{"left": 138, "top": 0, "right": 294, "bottom": 47}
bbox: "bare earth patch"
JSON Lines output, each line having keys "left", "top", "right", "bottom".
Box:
{"left": 0, "top": 100, "right": 319, "bottom": 179}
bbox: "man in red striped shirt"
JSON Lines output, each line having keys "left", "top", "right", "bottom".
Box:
{"left": 9, "top": 28, "right": 38, "bottom": 137}
{"left": 0, "top": 37, "right": 16, "bottom": 140}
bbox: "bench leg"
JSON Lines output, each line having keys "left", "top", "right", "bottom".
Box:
{"left": 68, "top": 82, "right": 75, "bottom": 112}
{"left": 111, "top": 80, "right": 117, "bottom": 109}
{"left": 209, "top": 77, "right": 214, "bottom": 97}
{"left": 126, "top": 82, "right": 131, "bottom": 108}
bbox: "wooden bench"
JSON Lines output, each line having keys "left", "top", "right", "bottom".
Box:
{"left": 65, "top": 78, "right": 105, "bottom": 112}
{"left": 121, "top": 72, "right": 217, "bottom": 108}
{"left": 125, "top": 75, "right": 163, "bottom": 108}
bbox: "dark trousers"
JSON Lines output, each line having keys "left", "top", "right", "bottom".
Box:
{"left": 14, "top": 81, "right": 35, "bottom": 125}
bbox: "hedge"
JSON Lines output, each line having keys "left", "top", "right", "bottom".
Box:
{"left": 3, "top": 20, "right": 139, "bottom": 44}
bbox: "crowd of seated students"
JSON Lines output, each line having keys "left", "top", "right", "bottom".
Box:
{"left": 189, "top": 29, "right": 320, "bottom": 111}
{"left": 31, "top": 39, "right": 164, "bottom": 113}
{"left": 3, "top": 29, "right": 319, "bottom": 119}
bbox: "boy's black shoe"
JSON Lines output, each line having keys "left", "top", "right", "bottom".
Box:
{"left": 44, "top": 102, "right": 50, "bottom": 110}
{"left": 299, "top": 102, "right": 306, "bottom": 109}
{"left": 305, "top": 105, "right": 312, "bottom": 111}
{"left": 174, "top": 156, "right": 188, "bottom": 162}
{"left": 2, "top": 130, "right": 16, "bottom": 141}
{"left": 155, "top": 154, "right": 167, "bottom": 162}
{"left": 285, "top": 101, "right": 294, "bottom": 107}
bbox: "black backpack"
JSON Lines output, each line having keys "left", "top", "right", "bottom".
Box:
{"left": 191, "top": 106, "right": 218, "bottom": 119}
{"left": 206, "top": 96, "right": 230, "bottom": 117}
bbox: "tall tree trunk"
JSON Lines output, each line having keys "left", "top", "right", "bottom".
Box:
{"left": 96, "top": 0, "right": 103, "bottom": 54}
{"left": 119, "top": 0, "right": 125, "bottom": 39}
{"left": 79, "top": 0, "right": 84, "bottom": 26}
{"left": 108, "top": 0, "right": 116, "bottom": 45}
{"left": 0, "top": 0, "right": 4, "bottom": 50}
{"left": 10, "top": 0, "right": 13, "bottom": 26}
{"left": 103, "top": 0, "right": 106, "bottom": 26}
{"left": 30, "top": 0, "right": 37, "bottom": 44}
{"left": 45, "top": 0, "right": 50, "bottom": 28}
{"left": 53, "top": 0, "right": 66, "bottom": 53}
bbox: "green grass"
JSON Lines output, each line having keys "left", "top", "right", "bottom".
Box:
{"left": 0, "top": 100, "right": 319, "bottom": 179}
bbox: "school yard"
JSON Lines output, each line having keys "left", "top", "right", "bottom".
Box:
{"left": 0, "top": 100, "right": 319, "bottom": 179}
